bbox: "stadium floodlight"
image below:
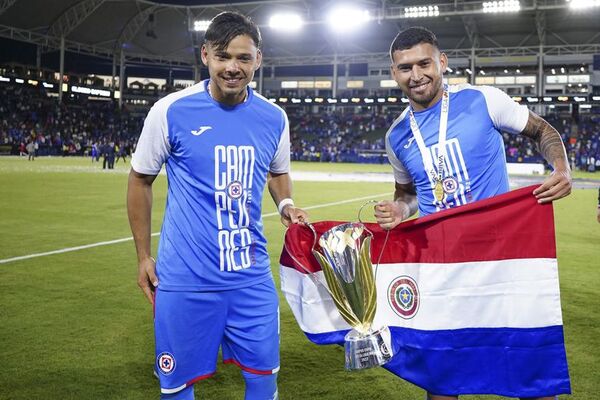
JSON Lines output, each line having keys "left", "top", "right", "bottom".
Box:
{"left": 466, "top": 68, "right": 472, "bottom": 75}
{"left": 404, "top": 5, "right": 440, "bottom": 18}
{"left": 193, "top": 20, "right": 211, "bottom": 32}
{"left": 560, "top": 67, "right": 565, "bottom": 73}
{"left": 0, "top": 76, "right": 9, "bottom": 82}
{"left": 446, "top": 66, "right": 453, "bottom": 73}
{"left": 482, "top": 1, "right": 521, "bottom": 13}
{"left": 327, "top": 6, "right": 370, "bottom": 32}
{"left": 269, "top": 13, "right": 303, "bottom": 31}
{"left": 568, "top": 0, "right": 600, "bottom": 9}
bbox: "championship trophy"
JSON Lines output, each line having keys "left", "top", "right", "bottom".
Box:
{"left": 308, "top": 221, "right": 394, "bottom": 370}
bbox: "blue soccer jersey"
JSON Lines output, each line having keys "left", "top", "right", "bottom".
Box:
{"left": 132, "top": 80, "right": 290, "bottom": 291}
{"left": 385, "top": 84, "right": 529, "bottom": 216}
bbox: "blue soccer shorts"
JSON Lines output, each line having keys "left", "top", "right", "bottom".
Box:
{"left": 154, "top": 279, "right": 280, "bottom": 395}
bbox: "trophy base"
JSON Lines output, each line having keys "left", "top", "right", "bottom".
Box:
{"left": 344, "top": 325, "right": 394, "bottom": 370}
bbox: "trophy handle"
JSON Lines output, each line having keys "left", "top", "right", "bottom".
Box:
{"left": 357, "top": 199, "right": 378, "bottom": 225}
{"left": 356, "top": 199, "right": 391, "bottom": 282}
{"left": 283, "top": 222, "right": 331, "bottom": 292}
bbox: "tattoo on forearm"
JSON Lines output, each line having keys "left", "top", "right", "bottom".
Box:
{"left": 520, "top": 111, "right": 566, "bottom": 165}
{"left": 394, "top": 183, "right": 418, "bottom": 217}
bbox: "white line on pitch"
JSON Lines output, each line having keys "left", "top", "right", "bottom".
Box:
{"left": 0, "top": 192, "right": 389, "bottom": 265}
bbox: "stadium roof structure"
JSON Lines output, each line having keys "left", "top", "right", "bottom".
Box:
{"left": 0, "top": 0, "right": 599, "bottom": 71}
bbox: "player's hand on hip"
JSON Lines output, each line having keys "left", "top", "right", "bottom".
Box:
{"left": 533, "top": 169, "right": 572, "bottom": 203}
{"left": 281, "top": 206, "right": 309, "bottom": 227}
{"left": 374, "top": 200, "right": 408, "bottom": 230}
{"left": 138, "top": 256, "right": 158, "bottom": 305}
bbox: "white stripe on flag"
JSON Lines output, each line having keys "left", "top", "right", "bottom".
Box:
{"left": 280, "top": 257, "right": 562, "bottom": 334}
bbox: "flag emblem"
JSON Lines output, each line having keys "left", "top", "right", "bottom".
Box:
{"left": 388, "top": 275, "right": 420, "bottom": 319}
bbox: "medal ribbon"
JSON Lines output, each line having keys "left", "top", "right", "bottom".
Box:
{"left": 408, "top": 88, "right": 449, "bottom": 186}
{"left": 409, "top": 87, "right": 450, "bottom": 209}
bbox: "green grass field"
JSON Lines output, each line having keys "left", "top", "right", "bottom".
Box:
{"left": 0, "top": 156, "right": 599, "bottom": 400}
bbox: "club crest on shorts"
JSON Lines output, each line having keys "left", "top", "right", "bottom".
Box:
{"left": 227, "top": 180, "right": 243, "bottom": 199}
{"left": 157, "top": 352, "right": 176, "bottom": 375}
{"left": 388, "top": 275, "right": 420, "bottom": 319}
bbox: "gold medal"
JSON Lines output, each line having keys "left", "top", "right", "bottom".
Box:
{"left": 434, "top": 180, "right": 445, "bottom": 202}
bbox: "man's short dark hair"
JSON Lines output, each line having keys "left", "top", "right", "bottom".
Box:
{"left": 204, "top": 11, "right": 261, "bottom": 51}
{"left": 389, "top": 26, "right": 439, "bottom": 58}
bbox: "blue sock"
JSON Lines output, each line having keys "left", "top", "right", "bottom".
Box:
{"left": 243, "top": 371, "right": 278, "bottom": 400}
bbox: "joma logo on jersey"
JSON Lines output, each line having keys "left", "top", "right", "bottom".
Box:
{"left": 191, "top": 126, "right": 212, "bottom": 136}
{"left": 214, "top": 145, "right": 255, "bottom": 272}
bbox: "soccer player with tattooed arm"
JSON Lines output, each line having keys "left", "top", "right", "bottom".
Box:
{"left": 374, "top": 26, "right": 571, "bottom": 400}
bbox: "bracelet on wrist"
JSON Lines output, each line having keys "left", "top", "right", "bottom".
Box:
{"left": 278, "top": 198, "right": 295, "bottom": 215}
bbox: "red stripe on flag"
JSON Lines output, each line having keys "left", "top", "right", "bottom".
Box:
{"left": 281, "top": 185, "right": 555, "bottom": 272}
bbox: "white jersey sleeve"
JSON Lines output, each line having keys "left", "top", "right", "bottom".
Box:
{"left": 385, "top": 112, "right": 413, "bottom": 184}
{"left": 476, "top": 85, "right": 529, "bottom": 134}
{"left": 269, "top": 111, "right": 291, "bottom": 174}
{"left": 131, "top": 100, "right": 171, "bottom": 175}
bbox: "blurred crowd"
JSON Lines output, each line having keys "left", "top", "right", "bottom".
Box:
{"left": 0, "top": 84, "right": 143, "bottom": 167}
{"left": 1, "top": 83, "right": 599, "bottom": 171}
{"left": 288, "top": 109, "right": 394, "bottom": 163}
{"left": 502, "top": 114, "right": 600, "bottom": 172}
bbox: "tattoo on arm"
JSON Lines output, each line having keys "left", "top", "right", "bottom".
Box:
{"left": 394, "top": 182, "right": 418, "bottom": 218}
{"left": 520, "top": 111, "right": 567, "bottom": 166}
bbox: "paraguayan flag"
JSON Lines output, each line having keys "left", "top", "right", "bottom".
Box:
{"left": 280, "top": 185, "right": 570, "bottom": 397}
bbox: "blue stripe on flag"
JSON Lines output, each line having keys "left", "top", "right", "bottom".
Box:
{"left": 306, "top": 325, "right": 570, "bottom": 397}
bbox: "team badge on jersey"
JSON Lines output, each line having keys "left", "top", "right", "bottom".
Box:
{"left": 157, "top": 352, "right": 176, "bottom": 375}
{"left": 442, "top": 176, "right": 459, "bottom": 195}
{"left": 388, "top": 276, "right": 420, "bottom": 319}
{"left": 227, "top": 180, "right": 244, "bottom": 199}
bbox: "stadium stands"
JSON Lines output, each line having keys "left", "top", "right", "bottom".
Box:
{"left": 1, "top": 81, "right": 599, "bottom": 171}
{"left": 0, "top": 82, "right": 143, "bottom": 157}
